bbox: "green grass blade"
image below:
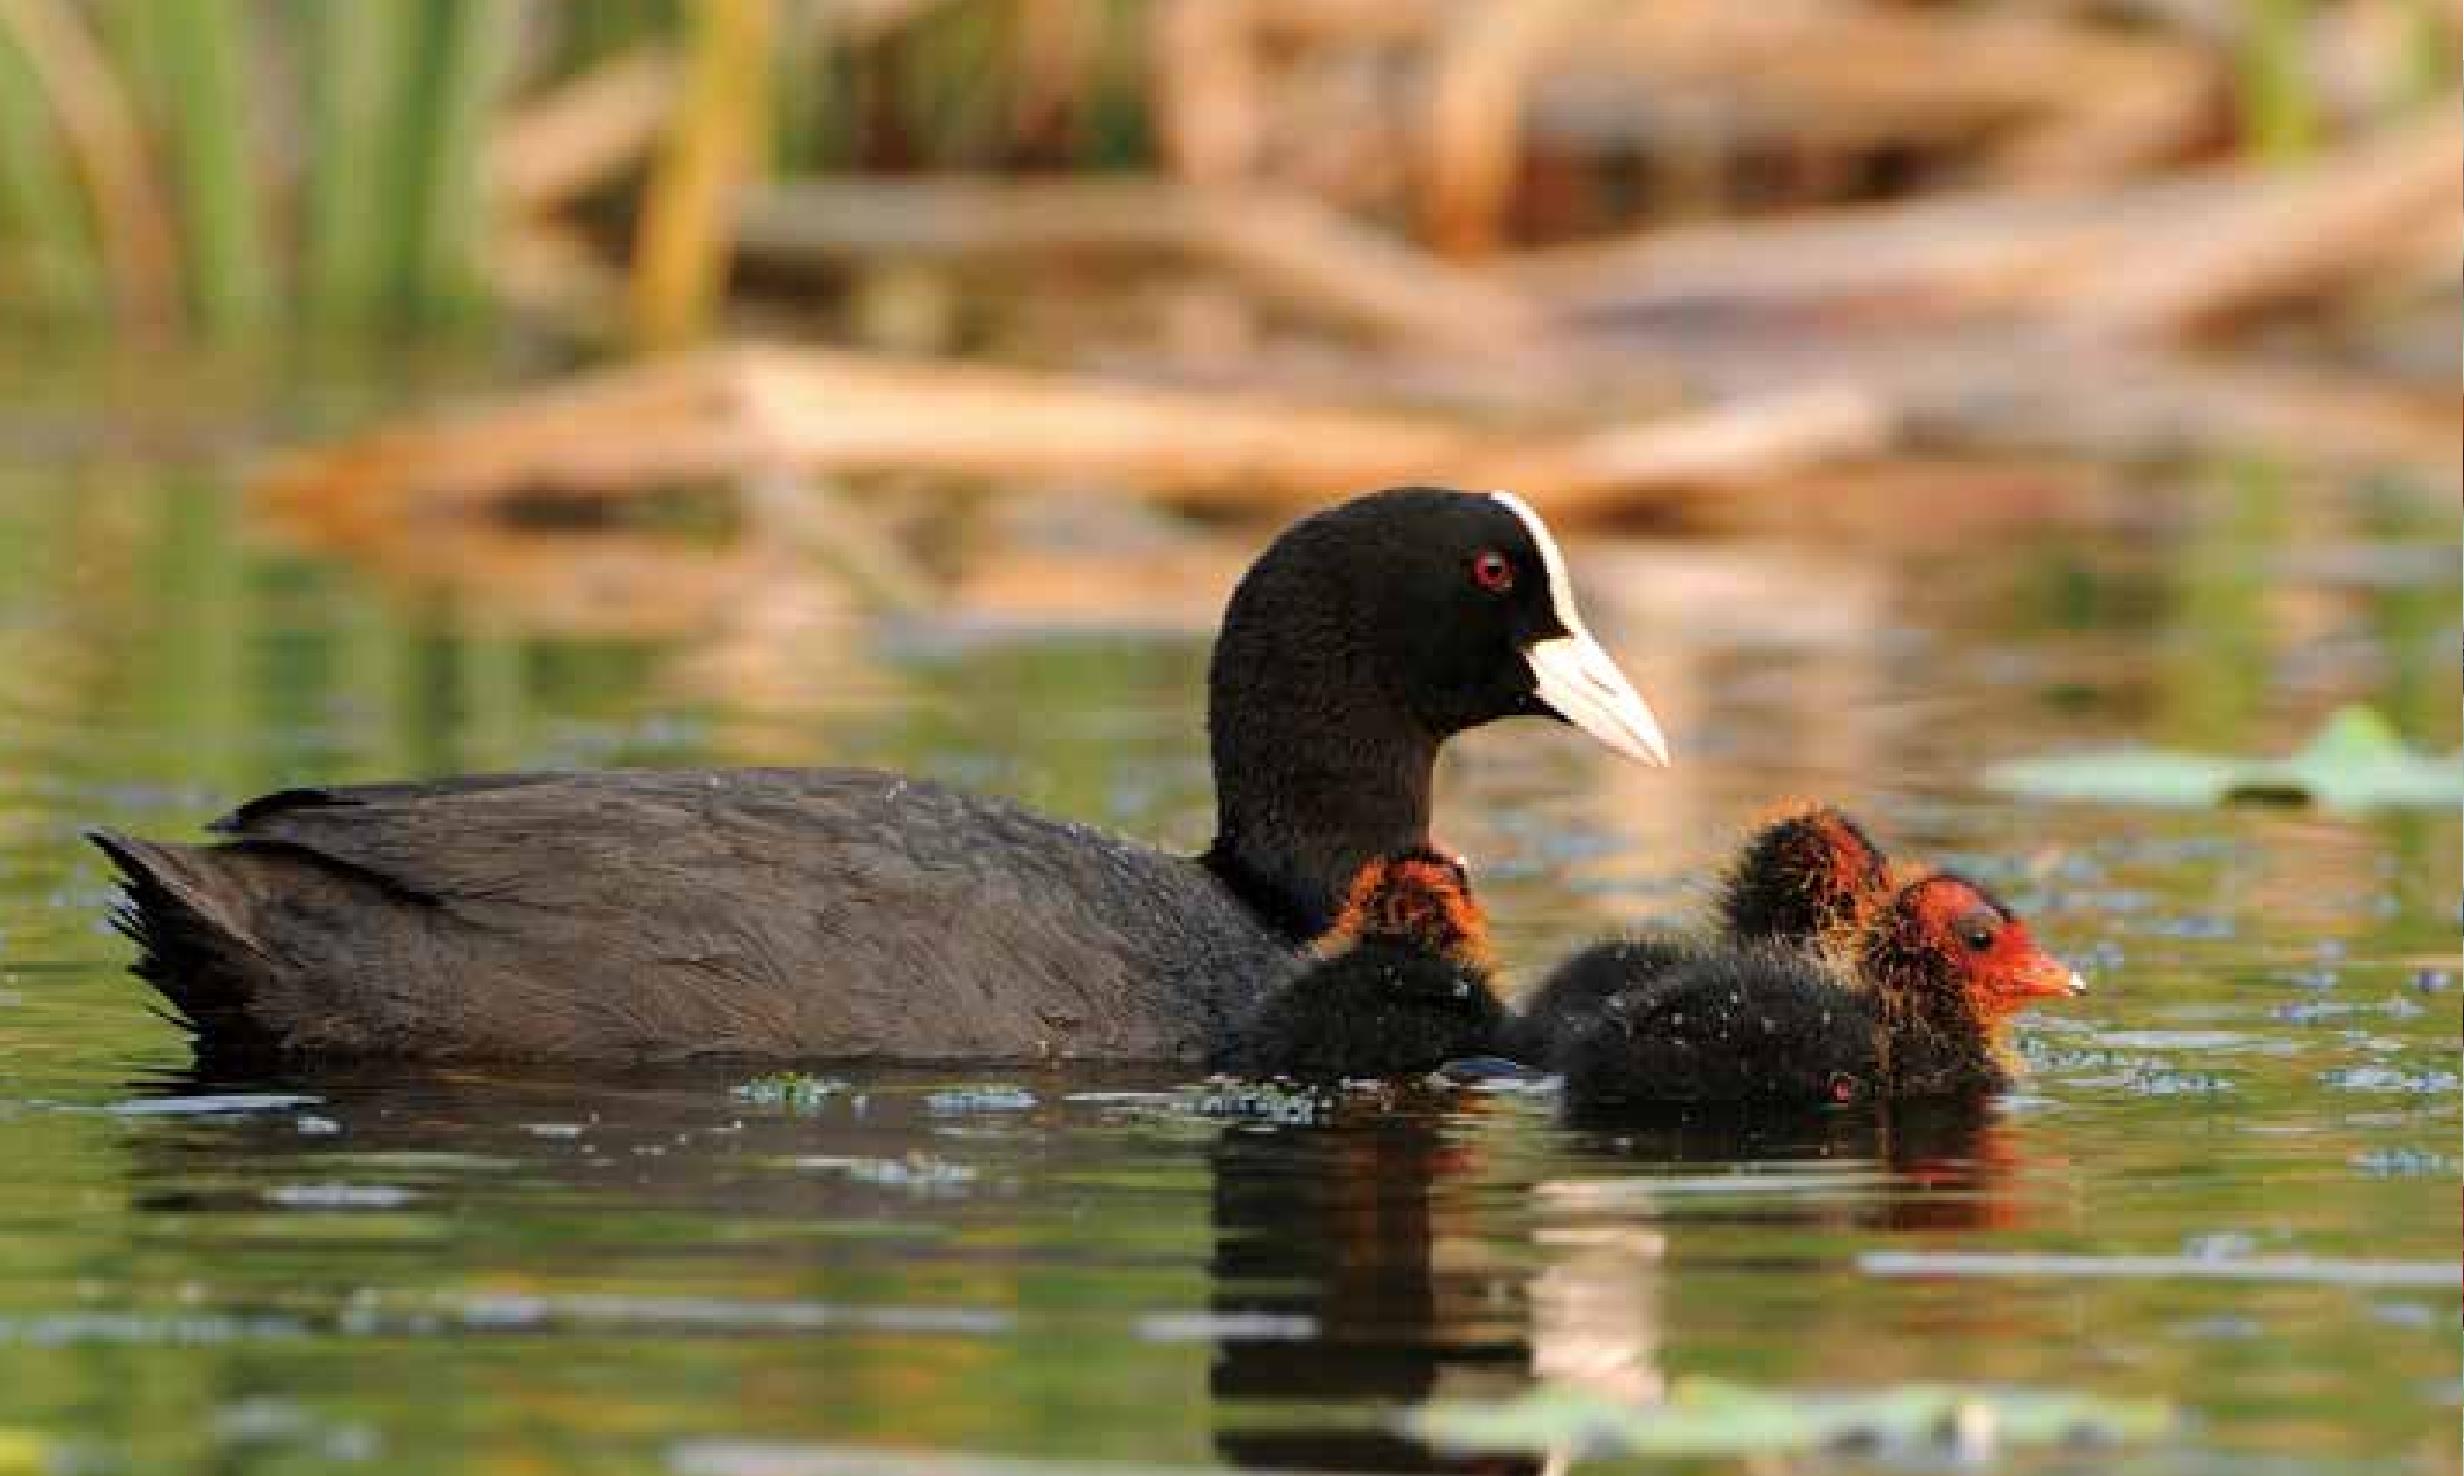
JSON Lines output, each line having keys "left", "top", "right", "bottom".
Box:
{"left": 395, "top": 0, "right": 523, "bottom": 323}
{"left": 0, "top": 13, "right": 97, "bottom": 313}
{"left": 155, "top": 0, "right": 272, "bottom": 336}
{"left": 300, "top": 0, "right": 412, "bottom": 327}
{"left": 2238, "top": 0, "right": 2320, "bottom": 161}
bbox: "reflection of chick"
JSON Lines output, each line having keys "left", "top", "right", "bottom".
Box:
{"left": 1226, "top": 848, "right": 1510, "bottom": 1080}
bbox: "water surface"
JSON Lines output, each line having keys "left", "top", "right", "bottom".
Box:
{"left": 0, "top": 427, "right": 2454, "bottom": 1473}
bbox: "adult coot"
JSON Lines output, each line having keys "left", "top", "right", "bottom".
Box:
{"left": 92, "top": 487, "right": 1667, "bottom": 1065}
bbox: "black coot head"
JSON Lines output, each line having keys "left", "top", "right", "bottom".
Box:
{"left": 1215, "top": 486, "right": 1669, "bottom": 760}
{"left": 1206, "top": 486, "right": 1666, "bottom": 938}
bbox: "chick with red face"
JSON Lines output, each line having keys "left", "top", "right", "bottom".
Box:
{"left": 1514, "top": 806, "right": 2081, "bottom": 1105}
{"left": 1860, "top": 869, "right": 2086, "bottom": 1095}
{"left": 1542, "top": 856, "right": 2082, "bottom": 1107}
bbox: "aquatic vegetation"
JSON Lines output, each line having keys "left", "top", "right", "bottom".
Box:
{"left": 260, "top": 1183, "right": 418, "bottom": 1209}
{"left": 2350, "top": 1148, "right": 2451, "bottom": 1177}
{"left": 730, "top": 1072, "right": 849, "bottom": 1109}
{"left": 1179, "top": 1078, "right": 1333, "bottom": 1125}
{"left": 2317, "top": 1066, "right": 2460, "bottom": 1095}
{"left": 1859, "top": 1250, "right": 2460, "bottom": 1290}
{"left": 1406, "top": 1379, "right": 2173, "bottom": 1461}
{"left": 923, "top": 1086, "right": 1038, "bottom": 1114}
{"left": 103, "top": 1092, "right": 322, "bottom": 1117}
{"left": 1987, "top": 706, "right": 2464, "bottom": 810}
{"left": 791, "top": 1152, "right": 980, "bottom": 1193}
{"left": 0, "top": 1312, "right": 309, "bottom": 1347}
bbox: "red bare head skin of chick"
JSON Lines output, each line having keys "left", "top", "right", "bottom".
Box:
{"left": 1721, "top": 801, "right": 1894, "bottom": 948}
{"left": 1316, "top": 846, "right": 1495, "bottom": 976}
{"left": 1870, "top": 869, "right": 2084, "bottom": 1027}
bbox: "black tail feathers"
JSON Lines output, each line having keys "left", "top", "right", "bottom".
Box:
{"left": 87, "top": 830, "right": 280, "bottom": 1054}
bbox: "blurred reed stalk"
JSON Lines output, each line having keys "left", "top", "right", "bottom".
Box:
{"left": 631, "top": 0, "right": 775, "bottom": 347}
{"left": 156, "top": 0, "right": 272, "bottom": 336}
{"left": 0, "top": 0, "right": 182, "bottom": 333}
{"left": 391, "top": 0, "right": 523, "bottom": 324}
{"left": 300, "top": 1, "right": 412, "bottom": 327}
{"left": 2239, "top": 0, "right": 2322, "bottom": 160}
{"left": 0, "top": 0, "right": 2440, "bottom": 343}
{"left": 0, "top": 8, "right": 97, "bottom": 312}
{"left": 2397, "top": 0, "right": 2456, "bottom": 104}
{"left": 0, "top": 0, "right": 520, "bottom": 336}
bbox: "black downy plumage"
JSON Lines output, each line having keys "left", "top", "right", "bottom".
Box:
{"left": 1512, "top": 804, "right": 1888, "bottom": 1061}
{"left": 1227, "top": 848, "right": 1510, "bottom": 1080}
{"left": 1526, "top": 809, "right": 2081, "bottom": 1105}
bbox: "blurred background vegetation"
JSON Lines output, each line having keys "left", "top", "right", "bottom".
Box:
{"left": 0, "top": 0, "right": 2452, "bottom": 791}
{"left": 0, "top": 0, "right": 2452, "bottom": 341}
{"left": 0, "top": 0, "right": 2454, "bottom": 575}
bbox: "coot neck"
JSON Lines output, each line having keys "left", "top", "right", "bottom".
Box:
{"left": 1200, "top": 608, "right": 1440, "bottom": 942}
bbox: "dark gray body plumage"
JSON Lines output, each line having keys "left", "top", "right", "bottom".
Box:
{"left": 94, "top": 768, "right": 1299, "bottom": 1063}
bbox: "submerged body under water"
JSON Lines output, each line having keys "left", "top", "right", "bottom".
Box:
{"left": 0, "top": 455, "right": 2453, "bottom": 1474}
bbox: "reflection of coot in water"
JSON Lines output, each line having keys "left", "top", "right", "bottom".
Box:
{"left": 110, "top": 1062, "right": 1055, "bottom": 1221}
{"left": 114, "top": 1063, "right": 2025, "bottom": 1471}
{"left": 1207, "top": 1107, "right": 1536, "bottom": 1474}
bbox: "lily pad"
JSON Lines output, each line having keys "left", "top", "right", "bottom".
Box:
{"left": 1985, "top": 706, "right": 2463, "bottom": 810}
{"left": 1404, "top": 1378, "right": 2173, "bottom": 1461}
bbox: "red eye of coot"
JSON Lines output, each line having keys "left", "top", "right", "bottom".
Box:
{"left": 1471, "top": 551, "right": 1515, "bottom": 594}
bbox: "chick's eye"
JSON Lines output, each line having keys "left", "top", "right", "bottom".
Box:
{"left": 1957, "top": 912, "right": 1999, "bottom": 952}
{"left": 1470, "top": 551, "right": 1515, "bottom": 594}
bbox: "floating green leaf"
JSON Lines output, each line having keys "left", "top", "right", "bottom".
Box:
{"left": 1985, "top": 706, "right": 2464, "bottom": 810}
{"left": 1405, "top": 1378, "right": 2174, "bottom": 1461}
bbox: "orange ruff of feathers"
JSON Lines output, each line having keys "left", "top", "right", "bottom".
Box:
{"left": 1314, "top": 851, "right": 1495, "bottom": 975}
